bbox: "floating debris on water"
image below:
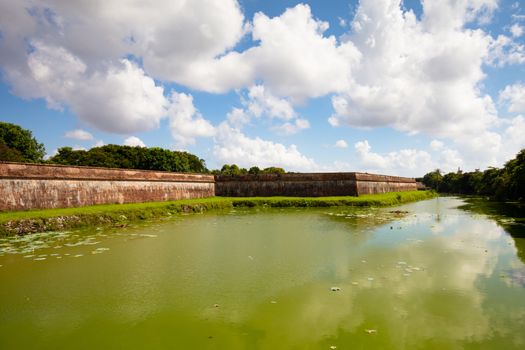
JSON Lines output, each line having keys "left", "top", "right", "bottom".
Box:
{"left": 368, "top": 277, "right": 374, "bottom": 281}
{"left": 34, "top": 257, "right": 46, "bottom": 261}
{"left": 270, "top": 300, "right": 277, "bottom": 304}
{"left": 331, "top": 287, "right": 341, "bottom": 292}
{"left": 365, "top": 329, "right": 377, "bottom": 334}
{"left": 330, "top": 346, "right": 337, "bottom": 349}
{"left": 73, "top": 254, "right": 83, "bottom": 258}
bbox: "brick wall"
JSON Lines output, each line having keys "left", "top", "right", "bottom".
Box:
{"left": 0, "top": 162, "right": 215, "bottom": 210}
{"left": 0, "top": 162, "right": 417, "bottom": 211}
{"left": 216, "top": 173, "right": 416, "bottom": 197}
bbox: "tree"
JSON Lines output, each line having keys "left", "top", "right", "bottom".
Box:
{"left": 0, "top": 122, "right": 45, "bottom": 162}
{"left": 262, "top": 167, "right": 285, "bottom": 174}
{"left": 248, "top": 166, "right": 261, "bottom": 175}
{"left": 420, "top": 148, "right": 525, "bottom": 202}
{"left": 48, "top": 145, "right": 207, "bottom": 173}
{"left": 422, "top": 169, "right": 443, "bottom": 190}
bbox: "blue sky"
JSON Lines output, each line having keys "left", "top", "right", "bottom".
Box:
{"left": 1, "top": 0, "right": 524, "bottom": 176}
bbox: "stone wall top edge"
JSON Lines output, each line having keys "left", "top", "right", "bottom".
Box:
{"left": 216, "top": 172, "right": 415, "bottom": 183}
{"left": 0, "top": 162, "right": 215, "bottom": 182}
{"left": 215, "top": 173, "right": 358, "bottom": 182}
{"left": 353, "top": 172, "right": 416, "bottom": 183}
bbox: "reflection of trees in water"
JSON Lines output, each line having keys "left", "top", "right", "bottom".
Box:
{"left": 458, "top": 198, "right": 525, "bottom": 264}
{"left": 514, "top": 238, "right": 525, "bottom": 266}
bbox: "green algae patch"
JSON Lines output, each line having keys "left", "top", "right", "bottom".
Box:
{"left": 0, "top": 191, "right": 435, "bottom": 236}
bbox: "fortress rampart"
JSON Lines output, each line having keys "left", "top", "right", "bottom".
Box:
{"left": 0, "top": 162, "right": 417, "bottom": 211}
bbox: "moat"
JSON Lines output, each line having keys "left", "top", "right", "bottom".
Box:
{"left": 1, "top": 197, "right": 524, "bottom": 349}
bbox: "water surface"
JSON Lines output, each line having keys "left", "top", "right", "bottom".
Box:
{"left": 1, "top": 197, "right": 524, "bottom": 349}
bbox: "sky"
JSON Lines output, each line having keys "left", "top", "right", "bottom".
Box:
{"left": 0, "top": 0, "right": 524, "bottom": 177}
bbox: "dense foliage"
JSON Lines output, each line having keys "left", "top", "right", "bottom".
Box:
{"left": 421, "top": 149, "right": 525, "bottom": 201}
{"left": 0, "top": 122, "right": 46, "bottom": 162}
{"left": 49, "top": 145, "right": 208, "bottom": 173}
{"left": 213, "top": 164, "right": 286, "bottom": 175}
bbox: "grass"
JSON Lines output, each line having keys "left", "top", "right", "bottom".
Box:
{"left": 0, "top": 191, "right": 436, "bottom": 236}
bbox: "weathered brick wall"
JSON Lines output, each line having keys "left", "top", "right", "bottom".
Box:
{"left": 353, "top": 173, "right": 418, "bottom": 195}
{"left": 0, "top": 162, "right": 215, "bottom": 211}
{"left": 0, "top": 162, "right": 418, "bottom": 211}
{"left": 215, "top": 173, "right": 358, "bottom": 197}
{"left": 216, "top": 173, "right": 417, "bottom": 197}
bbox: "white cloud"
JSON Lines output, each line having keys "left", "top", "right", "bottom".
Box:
{"left": 168, "top": 92, "right": 215, "bottom": 148}
{"left": 273, "top": 118, "right": 310, "bottom": 135}
{"left": 241, "top": 4, "right": 360, "bottom": 102}
{"left": 330, "top": 0, "right": 497, "bottom": 142}
{"left": 487, "top": 35, "right": 525, "bottom": 66}
{"left": 0, "top": 0, "right": 246, "bottom": 91}
{"left": 228, "top": 85, "right": 310, "bottom": 135}
{"left": 501, "top": 115, "right": 525, "bottom": 160}
{"left": 213, "top": 123, "right": 316, "bottom": 171}
{"left": 93, "top": 140, "right": 105, "bottom": 148}
{"left": 246, "top": 85, "right": 296, "bottom": 121}
{"left": 354, "top": 140, "right": 433, "bottom": 176}
{"left": 16, "top": 41, "right": 168, "bottom": 134}
{"left": 499, "top": 83, "right": 525, "bottom": 113}
{"left": 335, "top": 140, "right": 348, "bottom": 149}
{"left": 430, "top": 140, "right": 444, "bottom": 151}
{"left": 0, "top": 0, "right": 239, "bottom": 133}
{"left": 226, "top": 107, "right": 251, "bottom": 128}
{"left": 510, "top": 23, "right": 524, "bottom": 37}
{"left": 438, "top": 148, "right": 464, "bottom": 172}
{"left": 123, "top": 136, "right": 146, "bottom": 148}
{"left": 64, "top": 129, "right": 93, "bottom": 141}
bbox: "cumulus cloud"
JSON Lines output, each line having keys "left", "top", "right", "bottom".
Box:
{"left": 227, "top": 85, "right": 310, "bottom": 135}
{"left": 93, "top": 140, "right": 105, "bottom": 148}
{"left": 499, "top": 83, "right": 525, "bottom": 113}
{"left": 213, "top": 123, "right": 316, "bottom": 171}
{"left": 335, "top": 140, "right": 348, "bottom": 149}
{"left": 240, "top": 4, "right": 361, "bottom": 102}
{"left": 430, "top": 140, "right": 444, "bottom": 151}
{"left": 273, "top": 118, "right": 310, "bottom": 135}
{"left": 354, "top": 140, "right": 433, "bottom": 176}
{"left": 14, "top": 41, "right": 168, "bottom": 133}
{"left": 246, "top": 85, "right": 296, "bottom": 121}
{"left": 330, "top": 0, "right": 497, "bottom": 142}
{"left": 510, "top": 23, "right": 524, "bottom": 38}
{"left": 64, "top": 129, "right": 93, "bottom": 141}
{"left": 123, "top": 136, "right": 146, "bottom": 148}
{"left": 168, "top": 92, "right": 215, "bottom": 148}
{"left": 487, "top": 34, "right": 525, "bottom": 66}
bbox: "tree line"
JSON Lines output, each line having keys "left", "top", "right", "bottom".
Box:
{"left": 0, "top": 121, "right": 287, "bottom": 174}
{"left": 421, "top": 148, "right": 525, "bottom": 201}
{"left": 212, "top": 164, "right": 286, "bottom": 175}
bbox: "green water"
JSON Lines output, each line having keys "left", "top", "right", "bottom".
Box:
{"left": 1, "top": 197, "right": 525, "bottom": 349}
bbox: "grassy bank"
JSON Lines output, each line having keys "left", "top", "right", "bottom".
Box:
{"left": 0, "top": 191, "right": 436, "bottom": 236}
